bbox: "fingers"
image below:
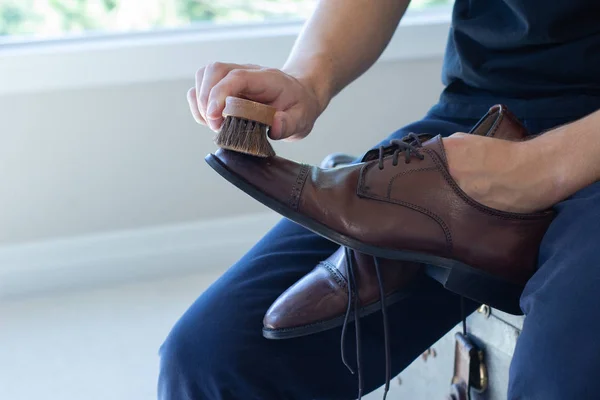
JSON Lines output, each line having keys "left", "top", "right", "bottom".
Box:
{"left": 188, "top": 63, "right": 317, "bottom": 140}
{"left": 206, "top": 69, "right": 286, "bottom": 130}
{"left": 194, "top": 66, "right": 206, "bottom": 119}
{"left": 198, "top": 63, "right": 231, "bottom": 129}
{"left": 186, "top": 88, "right": 206, "bottom": 125}
{"left": 197, "top": 63, "right": 263, "bottom": 131}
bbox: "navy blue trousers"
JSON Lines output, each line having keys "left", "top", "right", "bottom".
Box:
{"left": 158, "top": 104, "right": 600, "bottom": 400}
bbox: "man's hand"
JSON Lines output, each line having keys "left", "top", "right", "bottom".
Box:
{"left": 444, "top": 107, "right": 600, "bottom": 214}
{"left": 444, "top": 133, "right": 555, "bottom": 214}
{"left": 187, "top": 63, "right": 324, "bottom": 141}
{"left": 187, "top": 0, "right": 410, "bottom": 142}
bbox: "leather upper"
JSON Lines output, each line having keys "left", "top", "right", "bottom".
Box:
{"left": 263, "top": 247, "right": 420, "bottom": 330}
{"left": 296, "top": 135, "right": 553, "bottom": 284}
{"left": 211, "top": 105, "right": 554, "bottom": 286}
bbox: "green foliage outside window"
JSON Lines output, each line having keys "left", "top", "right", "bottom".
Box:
{"left": 0, "top": 0, "right": 452, "bottom": 39}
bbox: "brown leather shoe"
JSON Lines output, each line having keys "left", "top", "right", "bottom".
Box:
{"left": 205, "top": 105, "right": 554, "bottom": 314}
{"left": 263, "top": 146, "right": 425, "bottom": 340}
{"left": 262, "top": 105, "right": 531, "bottom": 339}
{"left": 262, "top": 246, "right": 422, "bottom": 339}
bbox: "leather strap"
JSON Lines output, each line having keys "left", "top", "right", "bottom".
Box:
{"left": 449, "top": 332, "right": 488, "bottom": 400}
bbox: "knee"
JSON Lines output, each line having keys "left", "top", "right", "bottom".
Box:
{"left": 157, "top": 304, "right": 238, "bottom": 399}
{"left": 508, "top": 334, "right": 560, "bottom": 399}
{"left": 158, "top": 322, "right": 207, "bottom": 399}
{"left": 508, "top": 334, "right": 598, "bottom": 399}
{"left": 508, "top": 310, "right": 600, "bottom": 399}
{"left": 157, "top": 276, "right": 274, "bottom": 399}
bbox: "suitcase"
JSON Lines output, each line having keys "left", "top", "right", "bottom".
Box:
{"left": 366, "top": 307, "right": 525, "bottom": 400}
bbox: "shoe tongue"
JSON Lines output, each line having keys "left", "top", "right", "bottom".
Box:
{"left": 360, "top": 133, "right": 434, "bottom": 162}
{"left": 360, "top": 106, "right": 526, "bottom": 163}
{"left": 422, "top": 135, "right": 449, "bottom": 166}
{"left": 422, "top": 105, "right": 528, "bottom": 168}
{"left": 469, "top": 104, "right": 528, "bottom": 140}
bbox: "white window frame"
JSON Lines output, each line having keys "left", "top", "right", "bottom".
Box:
{"left": 0, "top": 7, "right": 451, "bottom": 96}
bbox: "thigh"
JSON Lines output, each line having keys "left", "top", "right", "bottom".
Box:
{"left": 509, "top": 181, "right": 600, "bottom": 400}
{"left": 159, "top": 114, "right": 481, "bottom": 400}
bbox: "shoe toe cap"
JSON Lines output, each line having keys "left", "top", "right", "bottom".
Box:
{"left": 263, "top": 265, "right": 347, "bottom": 331}
{"left": 207, "top": 148, "right": 309, "bottom": 207}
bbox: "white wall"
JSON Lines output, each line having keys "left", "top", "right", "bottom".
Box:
{"left": 0, "top": 56, "right": 444, "bottom": 400}
{"left": 0, "top": 59, "right": 443, "bottom": 245}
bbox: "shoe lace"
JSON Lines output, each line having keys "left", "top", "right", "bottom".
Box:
{"left": 340, "top": 248, "right": 391, "bottom": 400}
{"left": 340, "top": 249, "right": 469, "bottom": 400}
{"left": 339, "top": 132, "right": 462, "bottom": 400}
{"left": 377, "top": 133, "right": 425, "bottom": 170}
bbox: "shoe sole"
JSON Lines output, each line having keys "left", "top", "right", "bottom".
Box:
{"left": 262, "top": 290, "right": 409, "bottom": 340}
{"left": 206, "top": 154, "right": 524, "bottom": 315}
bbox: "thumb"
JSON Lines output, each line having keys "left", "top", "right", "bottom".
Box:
{"left": 268, "top": 111, "right": 290, "bottom": 140}
{"left": 269, "top": 109, "right": 309, "bottom": 141}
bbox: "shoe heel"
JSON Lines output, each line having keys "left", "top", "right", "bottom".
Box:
{"left": 425, "top": 265, "right": 524, "bottom": 315}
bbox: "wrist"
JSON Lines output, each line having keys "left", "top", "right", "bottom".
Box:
{"left": 515, "top": 137, "right": 565, "bottom": 207}
{"left": 283, "top": 54, "right": 336, "bottom": 115}
{"left": 518, "top": 122, "right": 596, "bottom": 206}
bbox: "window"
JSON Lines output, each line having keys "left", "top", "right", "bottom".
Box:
{"left": 0, "top": 0, "right": 452, "bottom": 43}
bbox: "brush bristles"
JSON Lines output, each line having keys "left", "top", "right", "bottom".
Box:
{"left": 214, "top": 116, "right": 275, "bottom": 158}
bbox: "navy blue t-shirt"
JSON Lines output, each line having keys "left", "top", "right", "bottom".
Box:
{"left": 437, "top": 0, "right": 600, "bottom": 118}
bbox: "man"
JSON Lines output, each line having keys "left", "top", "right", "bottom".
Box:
{"left": 159, "top": 0, "right": 600, "bottom": 399}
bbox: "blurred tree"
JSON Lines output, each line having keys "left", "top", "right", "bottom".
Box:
{"left": 178, "top": 0, "right": 220, "bottom": 22}
{"left": 0, "top": 0, "right": 452, "bottom": 39}
{"left": 49, "top": 0, "right": 99, "bottom": 31}
{"left": 0, "top": 3, "right": 24, "bottom": 35}
{"left": 0, "top": 0, "right": 36, "bottom": 35}
{"left": 103, "top": 0, "right": 117, "bottom": 10}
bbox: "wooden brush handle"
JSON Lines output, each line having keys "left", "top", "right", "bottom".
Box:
{"left": 222, "top": 97, "right": 276, "bottom": 126}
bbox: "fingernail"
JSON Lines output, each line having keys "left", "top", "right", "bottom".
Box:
{"left": 209, "top": 119, "right": 221, "bottom": 131}
{"left": 278, "top": 119, "right": 286, "bottom": 139}
{"left": 207, "top": 100, "right": 219, "bottom": 118}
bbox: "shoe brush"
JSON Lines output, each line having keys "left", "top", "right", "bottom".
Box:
{"left": 214, "top": 96, "right": 277, "bottom": 158}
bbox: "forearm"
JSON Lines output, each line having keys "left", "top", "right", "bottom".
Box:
{"left": 282, "top": 0, "right": 411, "bottom": 113}
{"left": 522, "top": 110, "right": 600, "bottom": 203}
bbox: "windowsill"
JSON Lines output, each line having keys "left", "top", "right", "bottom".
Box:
{"left": 0, "top": 7, "right": 451, "bottom": 96}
